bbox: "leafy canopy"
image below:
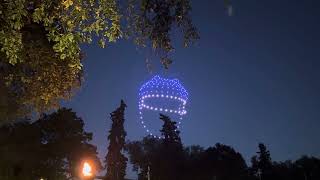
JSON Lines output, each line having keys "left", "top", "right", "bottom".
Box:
{"left": 0, "top": 0, "right": 199, "bottom": 121}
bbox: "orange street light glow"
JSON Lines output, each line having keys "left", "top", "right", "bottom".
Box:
{"left": 82, "top": 162, "right": 93, "bottom": 177}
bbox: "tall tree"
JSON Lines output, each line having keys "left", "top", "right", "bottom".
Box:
{"left": 251, "top": 143, "right": 273, "bottom": 180}
{"left": 105, "top": 100, "right": 127, "bottom": 180}
{"left": 160, "top": 114, "right": 182, "bottom": 146}
{"left": 156, "top": 114, "right": 184, "bottom": 180}
{"left": 126, "top": 114, "right": 184, "bottom": 180}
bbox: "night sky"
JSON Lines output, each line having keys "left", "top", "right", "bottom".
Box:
{"left": 64, "top": 0, "right": 320, "bottom": 175}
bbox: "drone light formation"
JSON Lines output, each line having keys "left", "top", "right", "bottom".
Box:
{"left": 138, "top": 75, "right": 189, "bottom": 138}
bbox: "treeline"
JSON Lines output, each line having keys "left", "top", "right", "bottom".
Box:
{"left": 0, "top": 101, "right": 319, "bottom": 180}
{"left": 126, "top": 116, "right": 320, "bottom": 180}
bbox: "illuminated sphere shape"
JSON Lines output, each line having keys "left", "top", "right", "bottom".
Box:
{"left": 138, "top": 75, "right": 188, "bottom": 138}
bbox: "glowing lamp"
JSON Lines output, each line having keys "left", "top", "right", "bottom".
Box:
{"left": 82, "top": 162, "right": 93, "bottom": 177}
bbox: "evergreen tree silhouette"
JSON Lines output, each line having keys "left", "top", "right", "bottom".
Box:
{"left": 158, "top": 114, "right": 184, "bottom": 180}
{"left": 105, "top": 100, "right": 127, "bottom": 180}
{"left": 251, "top": 143, "right": 273, "bottom": 180}
{"left": 160, "top": 114, "right": 182, "bottom": 146}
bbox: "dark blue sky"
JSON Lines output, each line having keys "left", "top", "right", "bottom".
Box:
{"left": 64, "top": 0, "right": 320, "bottom": 172}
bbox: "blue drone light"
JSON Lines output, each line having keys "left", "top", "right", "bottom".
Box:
{"left": 138, "top": 75, "right": 189, "bottom": 138}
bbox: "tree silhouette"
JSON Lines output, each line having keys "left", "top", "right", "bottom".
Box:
{"left": 190, "top": 142, "right": 259, "bottom": 180}
{"left": 105, "top": 100, "right": 127, "bottom": 180}
{"left": 126, "top": 114, "right": 184, "bottom": 180}
{"left": 126, "top": 136, "right": 162, "bottom": 180}
{"left": 127, "top": 135, "right": 320, "bottom": 180}
{"left": 250, "top": 143, "right": 273, "bottom": 180}
{"left": 160, "top": 114, "right": 182, "bottom": 146}
{"left": 250, "top": 155, "right": 260, "bottom": 180}
{"left": 216, "top": 143, "right": 248, "bottom": 180}
{"left": 158, "top": 114, "right": 184, "bottom": 180}
{"left": 295, "top": 156, "right": 320, "bottom": 180}
{"left": 272, "top": 160, "right": 296, "bottom": 180}
{"left": 0, "top": 108, "right": 100, "bottom": 180}
{"left": 35, "top": 108, "right": 101, "bottom": 179}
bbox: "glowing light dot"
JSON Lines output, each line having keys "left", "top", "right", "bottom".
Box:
{"left": 82, "top": 162, "right": 92, "bottom": 177}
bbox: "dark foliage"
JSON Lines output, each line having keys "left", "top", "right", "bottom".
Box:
{"left": 127, "top": 121, "right": 320, "bottom": 180}
{"left": 105, "top": 100, "right": 128, "bottom": 180}
{"left": 125, "top": 0, "right": 199, "bottom": 69}
{"left": 126, "top": 114, "right": 184, "bottom": 180}
{"left": 250, "top": 143, "right": 273, "bottom": 180}
{"left": 249, "top": 144, "right": 320, "bottom": 180}
{"left": 1, "top": 103, "right": 319, "bottom": 180}
{"left": 158, "top": 114, "right": 184, "bottom": 180}
{"left": 0, "top": 108, "right": 101, "bottom": 180}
